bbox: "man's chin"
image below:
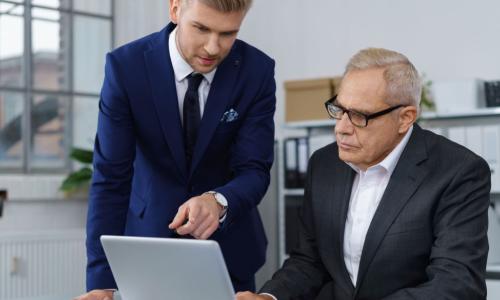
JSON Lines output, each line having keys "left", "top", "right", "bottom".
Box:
{"left": 338, "top": 151, "right": 356, "bottom": 164}
{"left": 191, "top": 58, "right": 220, "bottom": 74}
{"left": 192, "top": 64, "right": 217, "bottom": 74}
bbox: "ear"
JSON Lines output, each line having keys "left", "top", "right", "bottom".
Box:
{"left": 169, "top": 0, "right": 181, "bottom": 24}
{"left": 398, "top": 106, "right": 417, "bottom": 134}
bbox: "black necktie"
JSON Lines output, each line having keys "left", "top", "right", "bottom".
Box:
{"left": 183, "top": 73, "right": 204, "bottom": 167}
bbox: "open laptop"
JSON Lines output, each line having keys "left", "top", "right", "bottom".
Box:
{"left": 100, "top": 235, "right": 235, "bottom": 300}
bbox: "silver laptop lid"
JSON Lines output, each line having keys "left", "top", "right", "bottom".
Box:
{"left": 100, "top": 235, "right": 235, "bottom": 300}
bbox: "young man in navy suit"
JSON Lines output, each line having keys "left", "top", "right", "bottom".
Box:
{"left": 76, "top": 0, "right": 276, "bottom": 299}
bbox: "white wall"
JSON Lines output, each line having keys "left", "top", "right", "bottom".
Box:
{"left": 100, "top": 0, "right": 500, "bottom": 168}
{"left": 0, "top": 199, "right": 87, "bottom": 231}
{"left": 113, "top": 0, "right": 500, "bottom": 136}
{"left": 0, "top": 174, "right": 87, "bottom": 231}
{"left": 238, "top": 0, "right": 500, "bottom": 136}
{"left": 114, "top": 0, "right": 169, "bottom": 47}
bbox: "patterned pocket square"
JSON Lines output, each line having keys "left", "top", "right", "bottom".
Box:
{"left": 220, "top": 108, "right": 239, "bottom": 123}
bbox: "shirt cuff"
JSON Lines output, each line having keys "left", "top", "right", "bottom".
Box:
{"left": 260, "top": 293, "right": 278, "bottom": 300}
{"left": 217, "top": 192, "right": 228, "bottom": 223}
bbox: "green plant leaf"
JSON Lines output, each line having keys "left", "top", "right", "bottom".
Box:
{"left": 70, "top": 147, "right": 93, "bottom": 164}
{"left": 60, "top": 167, "right": 93, "bottom": 192}
{"left": 420, "top": 74, "right": 435, "bottom": 111}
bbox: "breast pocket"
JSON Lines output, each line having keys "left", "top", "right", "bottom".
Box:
{"left": 386, "top": 220, "right": 426, "bottom": 236}
{"left": 215, "top": 119, "right": 241, "bottom": 134}
{"left": 211, "top": 121, "right": 241, "bottom": 148}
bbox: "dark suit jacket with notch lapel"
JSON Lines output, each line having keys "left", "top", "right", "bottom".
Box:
{"left": 86, "top": 23, "right": 276, "bottom": 291}
{"left": 261, "top": 124, "right": 490, "bottom": 299}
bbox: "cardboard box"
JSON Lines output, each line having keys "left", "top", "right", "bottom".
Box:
{"left": 285, "top": 77, "right": 341, "bottom": 122}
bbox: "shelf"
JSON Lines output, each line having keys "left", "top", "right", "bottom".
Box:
{"left": 0, "top": 175, "right": 68, "bottom": 201}
{"left": 283, "top": 188, "right": 305, "bottom": 196}
{"left": 420, "top": 107, "right": 500, "bottom": 120}
{"left": 6, "top": 197, "right": 87, "bottom": 202}
{"left": 283, "top": 108, "right": 500, "bottom": 129}
{"left": 284, "top": 119, "right": 336, "bottom": 129}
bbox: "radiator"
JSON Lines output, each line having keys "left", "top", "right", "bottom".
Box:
{"left": 0, "top": 230, "right": 86, "bottom": 300}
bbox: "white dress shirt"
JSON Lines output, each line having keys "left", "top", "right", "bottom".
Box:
{"left": 168, "top": 27, "right": 217, "bottom": 125}
{"left": 343, "top": 126, "right": 413, "bottom": 286}
{"left": 168, "top": 28, "right": 228, "bottom": 222}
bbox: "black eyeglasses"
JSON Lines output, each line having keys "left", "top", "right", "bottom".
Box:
{"left": 324, "top": 95, "right": 405, "bottom": 128}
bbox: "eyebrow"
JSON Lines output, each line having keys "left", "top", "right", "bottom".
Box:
{"left": 334, "top": 100, "right": 370, "bottom": 115}
{"left": 192, "top": 21, "right": 239, "bottom": 35}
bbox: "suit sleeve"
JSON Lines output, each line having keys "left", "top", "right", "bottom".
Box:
{"left": 383, "top": 153, "right": 490, "bottom": 300}
{"left": 86, "top": 53, "right": 136, "bottom": 291}
{"left": 215, "top": 59, "right": 276, "bottom": 226}
{"left": 259, "top": 152, "right": 331, "bottom": 299}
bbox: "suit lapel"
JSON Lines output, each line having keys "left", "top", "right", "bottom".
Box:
{"left": 189, "top": 48, "right": 242, "bottom": 176}
{"left": 329, "top": 148, "right": 356, "bottom": 292}
{"left": 354, "top": 125, "right": 428, "bottom": 294}
{"left": 144, "top": 24, "right": 188, "bottom": 179}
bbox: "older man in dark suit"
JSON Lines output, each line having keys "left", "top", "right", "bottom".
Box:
{"left": 238, "top": 48, "right": 490, "bottom": 300}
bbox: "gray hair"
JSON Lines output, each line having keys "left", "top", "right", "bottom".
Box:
{"left": 184, "top": 0, "right": 253, "bottom": 12}
{"left": 345, "top": 48, "right": 422, "bottom": 113}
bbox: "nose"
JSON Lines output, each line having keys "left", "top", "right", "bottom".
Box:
{"left": 204, "top": 34, "right": 220, "bottom": 56}
{"left": 334, "top": 112, "right": 354, "bottom": 135}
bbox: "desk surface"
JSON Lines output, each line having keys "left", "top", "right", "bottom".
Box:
{"left": 9, "top": 267, "right": 500, "bottom": 300}
{"left": 487, "top": 264, "right": 500, "bottom": 280}
{"left": 12, "top": 293, "right": 122, "bottom": 300}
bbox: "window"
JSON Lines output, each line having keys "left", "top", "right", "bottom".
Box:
{"left": 0, "top": 0, "right": 113, "bottom": 173}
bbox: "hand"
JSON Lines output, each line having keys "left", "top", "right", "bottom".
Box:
{"left": 236, "top": 291, "right": 274, "bottom": 300}
{"left": 73, "top": 290, "right": 114, "bottom": 300}
{"left": 168, "top": 193, "right": 223, "bottom": 239}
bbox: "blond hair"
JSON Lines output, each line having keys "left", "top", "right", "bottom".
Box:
{"left": 184, "top": 0, "right": 252, "bottom": 12}
{"left": 345, "top": 48, "right": 422, "bottom": 113}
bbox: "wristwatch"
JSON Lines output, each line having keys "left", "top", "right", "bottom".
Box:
{"left": 204, "top": 191, "right": 228, "bottom": 217}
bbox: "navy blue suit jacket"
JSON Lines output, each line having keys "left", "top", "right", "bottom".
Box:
{"left": 86, "top": 23, "right": 276, "bottom": 291}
